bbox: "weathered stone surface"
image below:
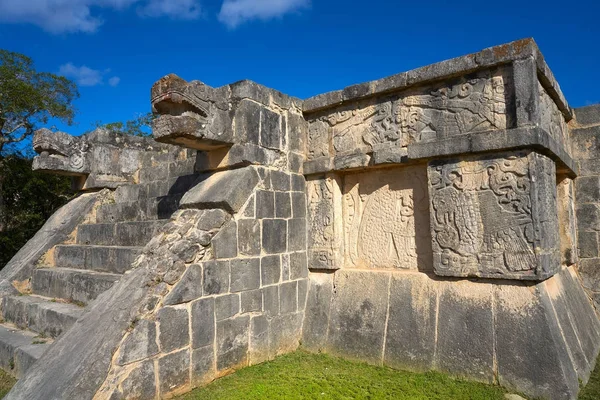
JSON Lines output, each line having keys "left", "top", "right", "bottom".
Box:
{"left": 212, "top": 220, "right": 238, "bottom": 259}
{"left": 157, "top": 307, "right": 190, "bottom": 352}
{"left": 192, "top": 345, "right": 215, "bottom": 385}
{"left": 216, "top": 316, "right": 250, "bottom": 371}
{"left": 164, "top": 264, "right": 203, "bottom": 305}
{"left": 302, "top": 273, "right": 333, "bottom": 351}
{"left": 256, "top": 190, "right": 275, "bottom": 219}
{"left": 119, "top": 360, "right": 156, "bottom": 400}
{"left": 237, "top": 219, "right": 261, "bottom": 256}
{"left": 260, "top": 255, "right": 280, "bottom": 286}
{"left": 428, "top": 151, "right": 560, "bottom": 280}
{"left": 203, "top": 260, "right": 230, "bottom": 295}
{"left": 215, "top": 293, "right": 240, "bottom": 321}
{"left": 289, "top": 252, "right": 308, "bottom": 280}
{"left": 230, "top": 258, "right": 260, "bottom": 292}
{"left": 191, "top": 297, "right": 215, "bottom": 349}
{"left": 279, "top": 281, "right": 297, "bottom": 314}
{"left": 249, "top": 315, "right": 269, "bottom": 364}
{"left": 116, "top": 320, "right": 159, "bottom": 365}
{"left": 578, "top": 231, "right": 598, "bottom": 258}
{"left": 575, "top": 104, "right": 600, "bottom": 126}
{"left": 241, "top": 289, "right": 262, "bottom": 313}
{"left": 262, "top": 219, "right": 287, "bottom": 254}
{"left": 384, "top": 273, "right": 436, "bottom": 372}
{"left": 327, "top": 270, "right": 389, "bottom": 364}
{"left": 269, "top": 312, "right": 303, "bottom": 357}
{"left": 275, "top": 192, "right": 291, "bottom": 219}
{"left": 262, "top": 285, "right": 279, "bottom": 318}
{"left": 180, "top": 167, "right": 260, "bottom": 213}
{"left": 435, "top": 280, "right": 494, "bottom": 382}
{"left": 158, "top": 348, "right": 190, "bottom": 396}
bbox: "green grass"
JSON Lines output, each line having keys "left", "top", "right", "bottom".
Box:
{"left": 579, "top": 357, "right": 600, "bottom": 400}
{"left": 177, "top": 351, "right": 510, "bottom": 400}
{"left": 0, "top": 369, "right": 16, "bottom": 399}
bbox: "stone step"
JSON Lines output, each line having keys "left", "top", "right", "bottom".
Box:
{"left": 31, "top": 267, "right": 121, "bottom": 305}
{"left": 113, "top": 174, "right": 197, "bottom": 204}
{"left": 1, "top": 295, "right": 84, "bottom": 338}
{"left": 54, "top": 245, "right": 142, "bottom": 274}
{"left": 77, "top": 220, "right": 166, "bottom": 247}
{"left": 0, "top": 324, "right": 52, "bottom": 378}
{"left": 96, "top": 194, "right": 182, "bottom": 223}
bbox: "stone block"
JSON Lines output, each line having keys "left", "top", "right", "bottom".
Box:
{"left": 495, "top": 282, "right": 577, "bottom": 399}
{"left": 260, "top": 107, "right": 282, "bottom": 150}
{"left": 281, "top": 254, "right": 290, "bottom": 281}
{"left": 203, "top": 260, "right": 230, "bottom": 295}
{"left": 262, "top": 285, "right": 279, "bottom": 318}
{"left": 158, "top": 348, "right": 190, "bottom": 396}
{"left": 287, "top": 218, "right": 306, "bottom": 252}
{"left": 428, "top": 151, "right": 560, "bottom": 280}
{"left": 164, "top": 264, "right": 203, "bottom": 305}
{"left": 261, "top": 255, "right": 281, "bottom": 286}
{"left": 216, "top": 316, "right": 250, "bottom": 371}
{"left": 577, "top": 204, "right": 600, "bottom": 231}
{"left": 303, "top": 90, "right": 343, "bottom": 113}
{"left": 192, "top": 345, "right": 215, "bottom": 385}
{"left": 237, "top": 219, "right": 261, "bottom": 256}
{"left": 575, "top": 104, "right": 600, "bottom": 126}
{"left": 288, "top": 113, "right": 307, "bottom": 153}
{"left": 297, "top": 278, "right": 308, "bottom": 310}
{"left": 576, "top": 176, "right": 600, "bottom": 203}
{"left": 180, "top": 167, "right": 260, "bottom": 213}
{"left": 290, "top": 252, "right": 308, "bottom": 280}
{"left": 333, "top": 152, "right": 370, "bottom": 170}
{"left": 578, "top": 258, "right": 600, "bottom": 292}
{"left": 291, "top": 192, "right": 306, "bottom": 218}
{"left": 119, "top": 360, "right": 156, "bottom": 400}
{"left": 216, "top": 293, "right": 240, "bottom": 321}
{"left": 234, "top": 99, "right": 261, "bottom": 145}
{"left": 572, "top": 126, "right": 600, "bottom": 160}
{"left": 327, "top": 270, "right": 389, "bottom": 364}
{"left": 230, "top": 258, "right": 260, "bottom": 292}
{"left": 269, "top": 312, "right": 303, "bottom": 357}
{"left": 288, "top": 152, "right": 303, "bottom": 173}
{"left": 291, "top": 174, "right": 306, "bottom": 193}
{"left": 302, "top": 272, "right": 333, "bottom": 351}
{"left": 241, "top": 289, "right": 263, "bottom": 313}
{"left": 270, "top": 171, "right": 290, "bottom": 191}
{"left": 212, "top": 221, "right": 237, "bottom": 259}
{"left": 384, "top": 273, "right": 436, "bottom": 372}
{"left": 191, "top": 297, "right": 215, "bottom": 349}
{"left": 578, "top": 159, "right": 600, "bottom": 176}
{"left": 256, "top": 190, "right": 275, "bottom": 219}
{"left": 262, "top": 219, "right": 287, "bottom": 254}
{"left": 249, "top": 315, "right": 269, "bottom": 365}
{"left": 436, "top": 280, "right": 494, "bottom": 382}
{"left": 280, "top": 281, "right": 297, "bottom": 314}
{"left": 241, "top": 195, "right": 255, "bottom": 218}
{"left": 275, "top": 192, "right": 291, "bottom": 219}
{"left": 578, "top": 231, "right": 599, "bottom": 259}
{"left": 196, "top": 209, "right": 229, "bottom": 231}
{"left": 116, "top": 320, "right": 159, "bottom": 365}
{"left": 157, "top": 307, "right": 190, "bottom": 353}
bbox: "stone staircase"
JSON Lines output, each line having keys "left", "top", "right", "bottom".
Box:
{"left": 0, "top": 178, "right": 192, "bottom": 378}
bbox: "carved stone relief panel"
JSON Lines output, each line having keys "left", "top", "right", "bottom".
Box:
{"left": 343, "top": 165, "right": 432, "bottom": 271}
{"left": 428, "top": 151, "right": 559, "bottom": 280}
{"left": 307, "top": 174, "right": 343, "bottom": 270}
{"left": 539, "top": 82, "right": 570, "bottom": 156}
{"left": 306, "top": 66, "right": 514, "bottom": 160}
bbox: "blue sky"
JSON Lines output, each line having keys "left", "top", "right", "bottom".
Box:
{"left": 0, "top": 0, "right": 599, "bottom": 136}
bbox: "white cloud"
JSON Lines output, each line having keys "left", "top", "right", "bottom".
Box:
{"left": 59, "top": 63, "right": 109, "bottom": 86}
{"left": 138, "top": 0, "right": 202, "bottom": 20}
{"left": 108, "top": 76, "right": 121, "bottom": 87}
{"left": 218, "top": 0, "right": 309, "bottom": 29}
{"left": 0, "top": 0, "right": 200, "bottom": 33}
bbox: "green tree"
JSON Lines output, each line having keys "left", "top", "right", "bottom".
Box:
{"left": 0, "top": 151, "right": 73, "bottom": 268}
{"left": 93, "top": 112, "right": 154, "bottom": 136}
{"left": 0, "top": 49, "right": 79, "bottom": 231}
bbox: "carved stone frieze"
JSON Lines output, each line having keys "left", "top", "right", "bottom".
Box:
{"left": 428, "top": 151, "right": 559, "bottom": 280}
{"left": 343, "top": 166, "right": 432, "bottom": 271}
{"left": 539, "top": 81, "right": 570, "bottom": 155}
{"left": 306, "top": 66, "right": 514, "bottom": 160}
{"left": 307, "top": 175, "right": 343, "bottom": 270}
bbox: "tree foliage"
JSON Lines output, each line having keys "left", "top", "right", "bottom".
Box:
{"left": 0, "top": 49, "right": 79, "bottom": 154}
{"left": 0, "top": 152, "right": 73, "bottom": 268}
{"left": 93, "top": 112, "right": 154, "bottom": 137}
